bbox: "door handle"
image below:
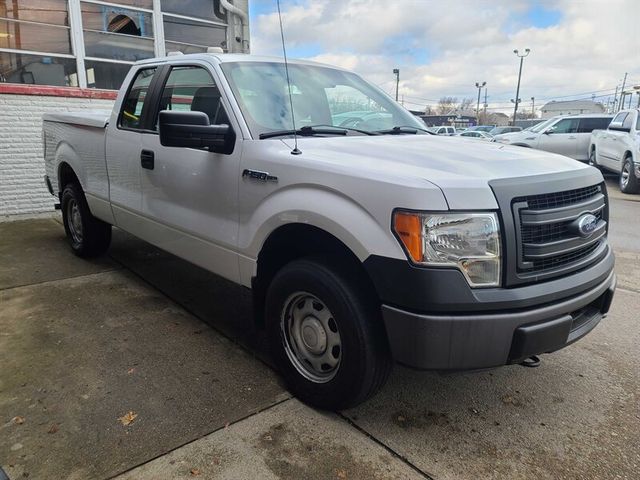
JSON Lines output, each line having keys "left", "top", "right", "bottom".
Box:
{"left": 141, "top": 150, "right": 154, "bottom": 170}
{"left": 568, "top": 136, "right": 577, "bottom": 139}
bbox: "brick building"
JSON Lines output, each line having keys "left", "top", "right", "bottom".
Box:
{"left": 1, "top": 0, "right": 249, "bottom": 217}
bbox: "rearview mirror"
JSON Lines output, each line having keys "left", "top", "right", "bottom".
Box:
{"left": 159, "top": 111, "right": 235, "bottom": 154}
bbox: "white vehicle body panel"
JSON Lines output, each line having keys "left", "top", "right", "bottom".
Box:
{"left": 590, "top": 109, "right": 640, "bottom": 174}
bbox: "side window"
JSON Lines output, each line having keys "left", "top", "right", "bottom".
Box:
{"left": 552, "top": 118, "right": 579, "bottom": 134}
{"left": 622, "top": 113, "right": 633, "bottom": 130}
{"left": 577, "top": 117, "right": 612, "bottom": 133}
{"left": 156, "top": 66, "right": 229, "bottom": 130}
{"left": 119, "top": 67, "right": 157, "bottom": 130}
{"left": 611, "top": 112, "right": 628, "bottom": 125}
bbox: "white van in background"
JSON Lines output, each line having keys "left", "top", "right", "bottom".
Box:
{"left": 493, "top": 114, "right": 613, "bottom": 162}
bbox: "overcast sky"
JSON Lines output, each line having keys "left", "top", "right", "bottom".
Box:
{"left": 248, "top": 0, "right": 640, "bottom": 114}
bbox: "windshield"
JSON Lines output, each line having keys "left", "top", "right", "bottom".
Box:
{"left": 527, "top": 118, "right": 557, "bottom": 133}
{"left": 220, "top": 61, "right": 426, "bottom": 138}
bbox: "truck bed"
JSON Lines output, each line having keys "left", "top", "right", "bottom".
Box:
{"left": 42, "top": 110, "right": 111, "bottom": 128}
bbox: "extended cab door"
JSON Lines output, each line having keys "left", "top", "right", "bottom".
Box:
{"left": 138, "top": 63, "right": 242, "bottom": 283}
{"left": 575, "top": 117, "right": 612, "bottom": 162}
{"left": 105, "top": 66, "right": 160, "bottom": 229}
{"left": 600, "top": 112, "right": 630, "bottom": 171}
{"left": 537, "top": 117, "right": 580, "bottom": 158}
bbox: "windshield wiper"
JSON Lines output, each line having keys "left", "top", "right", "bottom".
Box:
{"left": 374, "top": 126, "right": 434, "bottom": 135}
{"left": 259, "top": 125, "right": 348, "bottom": 139}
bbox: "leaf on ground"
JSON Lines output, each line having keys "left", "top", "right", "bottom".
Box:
{"left": 337, "top": 469, "right": 348, "bottom": 479}
{"left": 13, "top": 416, "right": 25, "bottom": 425}
{"left": 118, "top": 411, "right": 138, "bottom": 426}
{"left": 190, "top": 468, "right": 201, "bottom": 476}
{"left": 127, "top": 368, "right": 136, "bottom": 375}
{"left": 48, "top": 423, "right": 59, "bottom": 434}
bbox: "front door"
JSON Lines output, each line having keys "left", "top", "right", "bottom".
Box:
{"left": 139, "top": 64, "right": 243, "bottom": 283}
{"left": 537, "top": 118, "right": 580, "bottom": 159}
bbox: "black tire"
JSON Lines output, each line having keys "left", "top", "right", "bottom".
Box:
{"left": 61, "top": 182, "right": 112, "bottom": 257}
{"left": 266, "top": 256, "right": 392, "bottom": 410}
{"left": 589, "top": 147, "right": 599, "bottom": 169}
{"left": 620, "top": 157, "right": 639, "bottom": 194}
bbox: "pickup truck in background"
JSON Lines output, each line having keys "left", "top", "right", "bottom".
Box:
{"left": 43, "top": 54, "right": 616, "bottom": 410}
{"left": 589, "top": 109, "right": 640, "bottom": 194}
{"left": 493, "top": 114, "right": 613, "bottom": 162}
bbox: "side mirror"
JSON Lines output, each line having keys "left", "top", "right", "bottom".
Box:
{"left": 543, "top": 127, "right": 555, "bottom": 135}
{"left": 159, "top": 110, "right": 235, "bottom": 154}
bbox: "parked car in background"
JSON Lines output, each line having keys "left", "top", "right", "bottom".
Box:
{"left": 467, "top": 125, "right": 495, "bottom": 133}
{"left": 489, "top": 126, "right": 522, "bottom": 135}
{"left": 457, "top": 131, "right": 494, "bottom": 141}
{"left": 493, "top": 114, "right": 613, "bottom": 162}
{"left": 589, "top": 109, "right": 640, "bottom": 193}
{"left": 428, "top": 125, "right": 456, "bottom": 135}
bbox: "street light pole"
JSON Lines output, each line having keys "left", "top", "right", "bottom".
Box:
{"left": 393, "top": 69, "right": 400, "bottom": 102}
{"left": 475, "top": 81, "right": 486, "bottom": 122}
{"left": 512, "top": 48, "right": 530, "bottom": 125}
{"left": 531, "top": 96, "right": 535, "bottom": 117}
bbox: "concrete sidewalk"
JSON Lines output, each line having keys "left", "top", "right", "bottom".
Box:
{"left": 2, "top": 217, "right": 639, "bottom": 479}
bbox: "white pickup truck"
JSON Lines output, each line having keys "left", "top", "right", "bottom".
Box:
{"left": 589, "top": 109, "right": 640, "bottom": 193}
{"left": 43, "top": 54, "right": 616, "bottom": 410}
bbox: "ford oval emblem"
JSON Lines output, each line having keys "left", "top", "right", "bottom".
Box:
{"left": 577, "top": 214, "right": 598, "bottom": 237}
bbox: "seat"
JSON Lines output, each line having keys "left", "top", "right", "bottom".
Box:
{"left": 191, "top": 86, "right": 229, "bottom": 125}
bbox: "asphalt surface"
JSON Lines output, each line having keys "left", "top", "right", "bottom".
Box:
{"left": 1, "top": 188, "right": 639, "bottom": 479}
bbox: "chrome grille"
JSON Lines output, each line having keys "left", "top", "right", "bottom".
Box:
{"left": 513, "top": 183, "right": 607, "bottom": 278}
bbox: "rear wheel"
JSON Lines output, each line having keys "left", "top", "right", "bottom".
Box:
{"left": 266, "top": 256, "right": 392, "bottom": 410}
{"left": 620, "top": 157, "right": 639, "bottom": 194}
{"left": 61, "top": 182, "right": 112, "bottom": 257}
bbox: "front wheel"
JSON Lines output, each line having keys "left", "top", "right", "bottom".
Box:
{"left": 266, "top": 256, "right": 392, "bottom": 410}
{"left": 589, "top": 148, "right": 599, "bottom": 169}
{"left": 620, "top": 157, "right": 639, "bottom": 194}
{"left": 61, "top": 182, "right": 112, "bottom": 257}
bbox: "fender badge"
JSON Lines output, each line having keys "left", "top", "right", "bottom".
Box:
{"left": 242, "top": 169, "right": 278, "bottom": 183}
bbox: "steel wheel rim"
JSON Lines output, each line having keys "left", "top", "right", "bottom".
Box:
{"left": 67, "top": 198, "right": 83, "bottom": 244}
{"left": 280, "top": 292, "right": 342, "bottom": 383}
{"left": 621, "top": 163, "right": 630, "bottom": 188}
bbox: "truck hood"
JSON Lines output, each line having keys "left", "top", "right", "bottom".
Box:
{"left": 284, "top": 134, "right": 595, "bottom": 209}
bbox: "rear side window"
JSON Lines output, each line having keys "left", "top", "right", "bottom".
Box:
{"left": 552, "top": 118, "right": 579, "bottom": 134}
{"left": 622, "top": 113, "right": 633, "bottom": 130}
{"left": 119, "top": 67, "right": 157, "bottom": 130}
{"left": 155, "top": 66, "right": 229, "bottom": 130}
{"left": 577, "top": 117, "right": 611, "bottom": 133}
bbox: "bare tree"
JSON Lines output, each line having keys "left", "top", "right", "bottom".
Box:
{"left": 458, "top": 98, "right": 473, "bottom": 111}
{"left": 424, "top": 104, "right": 435, "bottom": 115}
{"left": 437, "top": 96, "right": 458, "bottom": 114}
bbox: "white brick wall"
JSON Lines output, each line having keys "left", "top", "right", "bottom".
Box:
{"left": 0, "top": 93, "right": 114, "bottom": 218}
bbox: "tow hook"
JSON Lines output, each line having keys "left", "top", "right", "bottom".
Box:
{"left": 520, "top": 355, "right": 541, "bottom": 368}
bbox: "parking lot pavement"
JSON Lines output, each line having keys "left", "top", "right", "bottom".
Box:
{"left": 117, "top": 399, "right": 424, "bottom": 480}
{"left": 2, "top": 201, "right": 640, "bottom": 479}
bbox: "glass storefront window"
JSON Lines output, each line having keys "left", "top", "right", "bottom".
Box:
{"left": 163, "top": 16, "right": 226, "bottom": 50}
{"left": 105, "top": 0, "right": 152, "bottom": 9}
{"left": 84, "top": 59, "right": 131, "bottom": 90}
{"left": 81, "top": 2, "right": 153, "bottom": 37}
{"left": 164, "top": 41, "right": 208, "bottom": 55}
{"left": 84, "top": 30, "right": 154, "bottom": 62}
{"left": 0, "top": 51, "right": 77, "bottom": 86}
{"left": 160, "top": 0, "right": 225, "bottom": 22}
{"left": 0, "top": 0, "right": 69, "bottom": 25}
{"left": 0, "top": 18, "right": 72, "bottom": 54}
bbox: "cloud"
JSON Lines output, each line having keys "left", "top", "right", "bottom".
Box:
{"left": 249, "top": 0, "right": 640, "bottom": 113}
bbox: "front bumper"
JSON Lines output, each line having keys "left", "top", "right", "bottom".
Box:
{"left": 365, "top": 249, "right": 616, "bottom": 370}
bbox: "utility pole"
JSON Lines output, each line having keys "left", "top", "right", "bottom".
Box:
{"left": 393, "top": 69, "right": 400, "bottom": 102}
{"left": 512, "top": 48, "right": 530, "bottom": 125}
{"left": 531, "top": 96, "right": 535, "bottom": 117}
{"left": 475, "top": 81, "right": 486, "bottom": 121}
{"left": 619, "top": 72, "right": 628, "bottom": 112}
{"left": 613, "top": 85, "right": 619, "bottom": 112}
{"left": 483, "top": 87, "right": 488, "bottom": 121}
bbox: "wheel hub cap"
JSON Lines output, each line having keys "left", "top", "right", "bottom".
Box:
{"left": 301, "top": 317, "right": 327, "bottom": 354}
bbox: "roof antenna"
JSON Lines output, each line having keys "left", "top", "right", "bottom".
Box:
{"left": 277, "top": 0, "right": 301, "bottom": 155}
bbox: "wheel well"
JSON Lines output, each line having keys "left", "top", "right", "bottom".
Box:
{"left": 623, "top": 151, "right": 633, "bottom": 161}
{"left": 58, "top": 162, "right": 80, "bottom": 194}
{"left": 252, "top": 223, "right": 377, "bottom": 327}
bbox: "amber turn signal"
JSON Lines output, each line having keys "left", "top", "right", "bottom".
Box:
{"left": 393, "top": 211, "right": 423, "bottom": 263}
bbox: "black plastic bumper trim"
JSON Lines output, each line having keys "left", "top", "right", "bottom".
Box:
{"left": 380, "top": 271, "right": 616, "bottom": 370}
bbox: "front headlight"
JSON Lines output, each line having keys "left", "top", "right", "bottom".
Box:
{"left": 393, "top": 211, "right": 501, "bottom": 287}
